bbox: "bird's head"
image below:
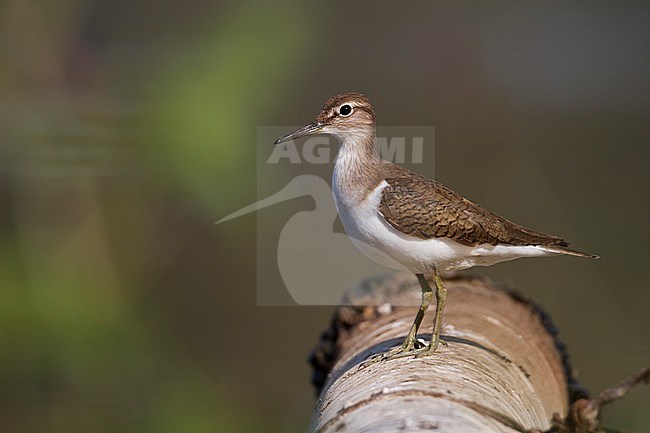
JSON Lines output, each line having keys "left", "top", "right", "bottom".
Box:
{"left": 274, "top": 92, "right": 376, "bottom": 145}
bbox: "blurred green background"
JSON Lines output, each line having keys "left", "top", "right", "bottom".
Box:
{"left": 0, "top": 1, "right": 648, "bottom": 432}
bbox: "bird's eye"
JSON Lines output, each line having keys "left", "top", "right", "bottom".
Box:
{"left": 338, "top": 104, "right": 353, "bottom": 117}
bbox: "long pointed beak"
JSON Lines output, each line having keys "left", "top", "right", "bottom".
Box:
{"left": 274, "top": 122, "right": 324, "bottom": 144}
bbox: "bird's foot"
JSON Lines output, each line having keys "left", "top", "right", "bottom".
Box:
{"left": 360, "top": 348, "right": 415, "bottom": 368}
{"left": 359, "top": 337, "right": 448, "bottom": 368}
{"left": 359, "top": 338, "right": 420, "bottom": 368}
{"left": 414, "top": 337, "right": 448, "bottom": 358}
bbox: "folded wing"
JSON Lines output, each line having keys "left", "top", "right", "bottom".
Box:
{"left": 378, "top": 168, "right": 573, "bottom": 249}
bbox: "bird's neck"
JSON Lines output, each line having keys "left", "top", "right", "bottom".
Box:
{"left": 333, "top": 127, "right": 382, "bottom": 204}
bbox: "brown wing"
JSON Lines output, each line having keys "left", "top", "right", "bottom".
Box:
{"left": 378, "top": 169, "right": 569, "bottom": 247}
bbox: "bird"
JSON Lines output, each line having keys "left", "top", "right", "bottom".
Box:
{"left": 274, "top": 92, "right": 598, "bottom": 361}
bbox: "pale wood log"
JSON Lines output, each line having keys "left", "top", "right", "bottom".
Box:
{"left": 309, "top": 273, "right": 585, "bottom": 433}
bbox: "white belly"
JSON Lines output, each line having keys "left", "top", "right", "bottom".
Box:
{"left": 332, "top": 180, "right": 555, "bottom": 273}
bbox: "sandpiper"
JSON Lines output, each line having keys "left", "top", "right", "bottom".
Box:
{"left": 275, "top": 92, "right": 598, "bottom": 360}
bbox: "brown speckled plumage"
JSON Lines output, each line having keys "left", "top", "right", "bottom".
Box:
{"left": 378, "top": 162, "right": 572, "bottom": 247}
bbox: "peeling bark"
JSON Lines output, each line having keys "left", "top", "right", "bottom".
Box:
{"left": 309, "top": 273, "right": 585, "bottom": 433}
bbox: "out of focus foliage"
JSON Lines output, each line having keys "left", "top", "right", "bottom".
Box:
{"left": 0, "top": 1, "right": 647, "bottom": 432}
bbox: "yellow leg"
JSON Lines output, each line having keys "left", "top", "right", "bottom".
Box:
{"left": 396, "top": 273, "right": 433, "bottom": 352}
{"left": 416, "top": 271, "right": 447, "bottom": 357}
{"left": 360, "top": 273, "right": 447, "bottom": 367}
{"left": 360, "top": 274, "right": 433, "bottom": 366}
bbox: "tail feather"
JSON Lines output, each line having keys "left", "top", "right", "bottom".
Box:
{"left": 542, "top": 245, "right": 599, "bottom": 259}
